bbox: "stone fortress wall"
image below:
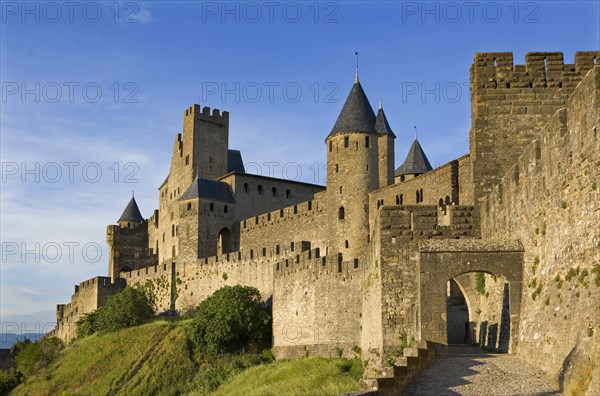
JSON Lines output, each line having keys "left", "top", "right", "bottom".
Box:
{"left": 50, "top": 51, "right": 600, "bottom": 395}
{"left": 479, "top": 65, "right": 600, "bottom": 393}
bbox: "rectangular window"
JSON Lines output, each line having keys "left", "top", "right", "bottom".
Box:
{"left": 344, "top": 136, "right": 349, "bottom": 148}
{"left": 354, "top": 259, "right": 359, "bottom": 269}
{"left": 365, "top": 136, "right": 370, "bottom": 148}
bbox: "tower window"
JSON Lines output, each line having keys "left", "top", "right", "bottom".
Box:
{"left": 365, "top": 136, "right": 370, "bottom": 148}
{"left": 185, "top": 155, "right": 189, "bottom": 165}
{"left": 224, "top": 205, "right": 228, "bottom": 213}
{"left": 257, "top": 185, "right": 263, "bottom": 195}
{"left": 187, "top": 202, "right": 192, "bottom": 210}
{"left": 308, "top": 201, "right": 312, "bottom": 210}
{"left": 262, "top": 247, "right": 266, "bottom": 257}
{"left": 209, "top": 203, "right": 214, "bottom": 211}
{"left": 400, "top": 194, "right": 403, "bottom": 205}
{"left": 272, "top": 187, "right": 277, "bottom": 196}
{"left": 340, "top": 186, "right": 343, "bottom": 194}
{"left": 345, "top": 240, "right": 349, "bottom": 248}
{"left": 276, "top": 245, "right": 280, "bottom": 254}
{"left": 171, "top": 224, "right": 175, "bottom": 237}
{"left": 243, "top": 183, "right": 248, "bottom": 192}
{"left": 338, "top": 253, "right": 343, "bottom": 273}
{"left": 286, "top": 189, "right": 291, "bottom": 199}
{"left": 294, "top": 205, "right": 298, "bottom": 214}
{"left": 354, "top": 259, "right": 359, "bottom": 269}
{"left": 335, "top": 164, "right": 339, "bottom": 173}
{"left": 329, "top": 141, "right": 332, "bottom": 152}
{"left": 291, "top": 242, "right": 295, "bottom": 251}
{"left": 344, "top": 136, "right": 349, "bottom": 148}
{"left": 338, "top": 206, "right": 345, "bottom": 220}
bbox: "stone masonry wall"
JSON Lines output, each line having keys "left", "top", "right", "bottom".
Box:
{"left": 480, "top": 66, "right": 600, "bottom": 395}
{"left": 51, "top": 276, "right": 126, "bottom": 343}
{"left": 470, "top": 51, "right": 599, "bottom": 204}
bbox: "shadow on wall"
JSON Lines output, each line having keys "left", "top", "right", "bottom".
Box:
{"left": 478, "top": 282, "right": 511, "bottom": 352}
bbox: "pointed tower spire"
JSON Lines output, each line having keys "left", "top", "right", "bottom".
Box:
{"left": 118, "top": 196, "right": 144, "bottom": 225}
{"left": 395, "top": 136, "right": 433, "bottom": 177}
{"left": 327, "top": 76, "right": 376, "bottom": 139}
{"left": 375, "top": 104, "right": 396, "bottom": 138}
{"left": 414, "top": 126, "right": 417, "bottom": 140}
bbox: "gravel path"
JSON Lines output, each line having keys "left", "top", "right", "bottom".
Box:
{"left": 403, "top": 345, "right": 561, "bottom": 396}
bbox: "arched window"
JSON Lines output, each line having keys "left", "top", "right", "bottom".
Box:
{"left": 344, "top": 136, "right": 349, "bottom": 148}
{"left": 445, "top": 196, "right": 451, "bottom": 206}
{"left": 286, "top": 189, "right": 291, "bottom": 199}
{"left": 243, "top": 183, "right": 248, "bottom": 192}
{"left": 272, "top": 187, "right": 277, "bottom": 196}
{"left": 338, "top": 206, "right": 345, "bottom": 220}
{"left": 257, "top": 185, "right": 263, "bottom": 195}
{"left": 187, "top": 202, "right": 192, "bottom": 210}
{"left": 224, "top": 205, "right": 228, "bottom": 213}
{"left": 396, "top": 195, "right": 400, "bottom": 205}
{"left": 439, "top": 198, "right": 444, "bottom": 208}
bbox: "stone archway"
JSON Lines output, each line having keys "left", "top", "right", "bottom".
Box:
{"left": 217, "top": 228, "right": 233, "bottom": 255}
{"left": 418, "top": 239, "right": 523, "bottom": 353}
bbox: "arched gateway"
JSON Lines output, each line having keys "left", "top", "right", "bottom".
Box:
{"left": 418, "top": 239, "right": 523, "bottom": 353}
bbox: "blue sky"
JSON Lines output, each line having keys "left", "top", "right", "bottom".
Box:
{"left": 1, "top": 1, "right": 598, "bottom": 333}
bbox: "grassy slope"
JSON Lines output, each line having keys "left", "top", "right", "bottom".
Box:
{"left": 207, "top": 358, "right": 363, "bottom": 396}
{"left": 12, "top": 321, "right": 361, "bottom": 396}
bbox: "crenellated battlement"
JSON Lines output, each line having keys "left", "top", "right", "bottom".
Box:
{"left": 472, "top": 51, "right": 599, "bottom": 89}
{"left": 183, "top": 104, "right": 229, "bottom": 126}
{"left": 240, "top": 197, "right": 321, "bottom": 233}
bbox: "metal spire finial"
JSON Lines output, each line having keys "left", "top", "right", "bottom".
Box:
{"left": 355, "top": 51, "right": 359, "bottom": 82}
{"left": 414, "top": 126, "right": 417, "bottom": 140}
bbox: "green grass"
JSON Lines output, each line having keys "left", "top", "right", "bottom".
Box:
{"left": 12, "top": 320, "right": 362, "bottom": 396}
{"left": 206, "top": 357, "right": 362, "bottom": 396}
{"left": 12, "top": 320, "right": 267, "bottom": 396}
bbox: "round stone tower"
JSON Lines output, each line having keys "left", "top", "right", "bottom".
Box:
{"left": 325, "top": 74, "right": 379, "bottom": 265}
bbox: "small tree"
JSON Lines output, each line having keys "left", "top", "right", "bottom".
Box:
{"left": 76, "top": 309, "right": 100, "bottom": 338}
{"left": 94, "top": 287, "right": 155, "bottom": 334}
{"left": 190, "top": 285, "right": 272, "bottom": 355}
{"left": 12, "top": 337, "right": 62, "bottom": 377}
{"left": 0, "top": 368, "right": 22, "bottom": 395}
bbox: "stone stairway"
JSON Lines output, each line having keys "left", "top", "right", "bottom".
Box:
{"left": 347, "top": 341, "right": 437, "bottom": 396}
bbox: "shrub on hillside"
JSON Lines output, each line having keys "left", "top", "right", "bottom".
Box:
{"left": 76, "top": 287, "right": 155, "bottom": 337}
{"left": 11, "top": 337, "right": 62, "bottom": 378}
{"left": 190, "top": 285, "right": 272, "bottom": 355}
{"left": 0, "top": 368, "right": 22, "bottom": 395}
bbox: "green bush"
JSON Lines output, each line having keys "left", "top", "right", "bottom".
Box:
{"left": 0, "top": 368, "right": 22, "bottom": 395}
{"left": 190, "top": 285, "right": 272, "bottom": 355}
{"left": 12, "top": 337, "right": 62, "bottom": 378}
{"left": 76, "top": 310, "right": 100, "bottom": 338}
{"left": 76, "top": 287, "right": 155, "bottom": 337}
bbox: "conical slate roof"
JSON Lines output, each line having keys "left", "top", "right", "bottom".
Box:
{"left": 395, "top": 138, "right": 433, "bottom": 176}
{"left": 375, "top": 106, "right": 396, "bottom": 138}
{"left": 328, "top": 80, "right": 376, "bottom": 138}
{"left": 179, "top": 177, "right": 235, "bottom": 203}
{"left": 118, "top": 197, "right": 144, "bottom": 223}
